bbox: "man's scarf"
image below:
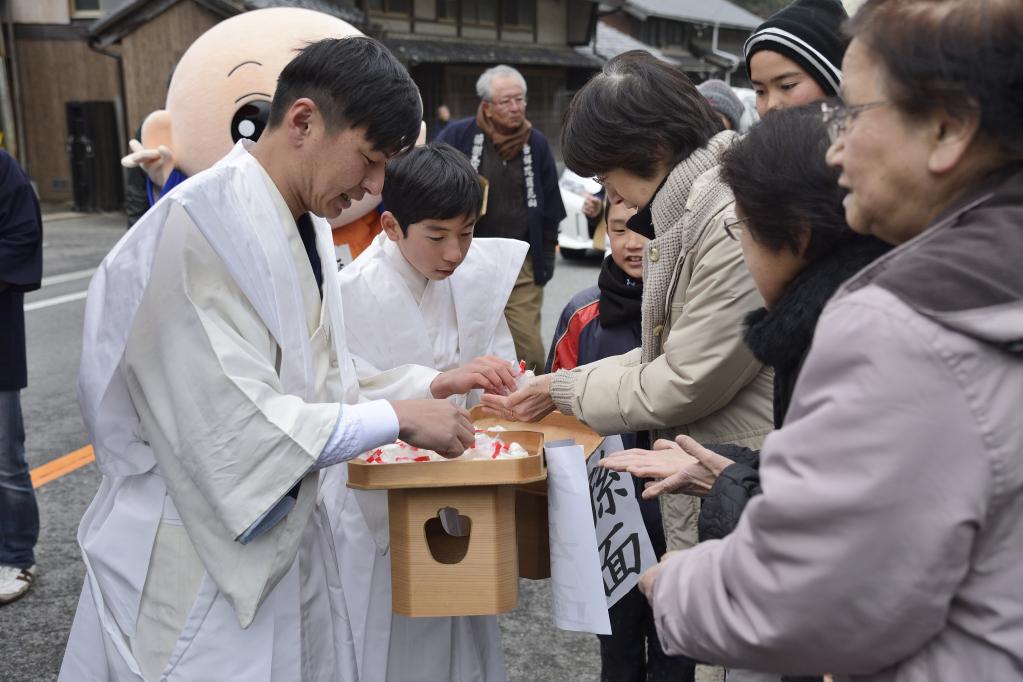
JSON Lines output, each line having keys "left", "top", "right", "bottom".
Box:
{"left": 476, "top": 101, "right": 532, "bottom": 161}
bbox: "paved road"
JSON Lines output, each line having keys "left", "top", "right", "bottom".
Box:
{"left": 1, "top": 211, "right": 606, "bottom": 681}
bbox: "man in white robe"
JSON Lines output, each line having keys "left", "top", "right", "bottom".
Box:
{"left": 330, "top": 143, "right": 528, "bottom": 681}
{"left": 61, "top": 38, "right": 478, "bottom": 682}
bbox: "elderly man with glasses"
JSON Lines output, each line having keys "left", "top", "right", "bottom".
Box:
{"left": 437, "top": 64, "right": 566, "bottom": 372}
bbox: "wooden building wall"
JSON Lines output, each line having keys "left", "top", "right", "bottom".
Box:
{"left": 15, "top": 35, "right": 120, "bottom": 202}
{"left": 121, "top": 1, "right": 222, "bottom": 136}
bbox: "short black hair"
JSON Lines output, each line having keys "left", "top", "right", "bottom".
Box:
{"left": 382, "top": 143, "right": 484, "bottom": 234}
{"left": 561, "top": 50, "right": 721, "bottom": 179}
{"left": 268, "top": 37, "right": 422, "bottom": 155}
{"left": 720, "top": 104, "right": 851, "bottom": 260}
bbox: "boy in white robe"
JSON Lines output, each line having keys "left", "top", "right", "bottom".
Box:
{"left": 61, "top": 39, "right": 490, "bottom": 682}
{"left": 332, "top": 143, "right": 528, "bottom": 682}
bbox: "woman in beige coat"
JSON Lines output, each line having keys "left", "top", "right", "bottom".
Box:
{"left": 482, "top": 51, "right": 773, "bottom": 553}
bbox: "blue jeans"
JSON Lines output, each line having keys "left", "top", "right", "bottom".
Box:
{"left": 0, "top": 390, "right": 38, "bottom": 567}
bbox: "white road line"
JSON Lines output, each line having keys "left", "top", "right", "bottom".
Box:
{"left": 40, "top": 268, "right": 96, "bottom": 287}
{"left": 24, "top": 290, "right": 88, "bottom": 312}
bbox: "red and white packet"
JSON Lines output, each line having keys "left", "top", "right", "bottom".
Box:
{"left": 514, "top": 359, "right": 535, "bottom": 391}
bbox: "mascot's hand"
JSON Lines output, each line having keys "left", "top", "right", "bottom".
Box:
{"left": 122, "top": 139, "right": 175, "bottom": 188}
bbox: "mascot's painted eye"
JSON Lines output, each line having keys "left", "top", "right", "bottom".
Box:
{"left": 231, "top": 100, "right": 271, "bottom": 143}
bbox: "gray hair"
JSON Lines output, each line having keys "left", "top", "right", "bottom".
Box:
{"left": 476, "top": 65, "right": 527, "bottom": 101}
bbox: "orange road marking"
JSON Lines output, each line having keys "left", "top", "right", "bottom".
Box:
{"left": 31, "top": 445, "right": 95, "bottom": 488}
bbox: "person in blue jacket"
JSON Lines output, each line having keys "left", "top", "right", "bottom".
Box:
{"left": 0, "top": 150, "right": 43, "bottom": 605}
{"left": 436, "top": 64, "right": 566, "bottom": 372}
{"left": 547, "top": 200, "right": 677, "bottom": 681}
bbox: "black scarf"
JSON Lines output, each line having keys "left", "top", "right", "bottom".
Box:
{"left": 598, "top": 256, "right": 643, "bottom": 327}
{"left": 743, "top": 236, "right": 891, "bottom": 426}
{"left": 624, "top": 174, "right": 671, "bottom": 240}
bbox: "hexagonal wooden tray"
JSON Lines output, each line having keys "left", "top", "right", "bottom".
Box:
{"left": 346, "top": 430, "right": 546, "bottom": 490}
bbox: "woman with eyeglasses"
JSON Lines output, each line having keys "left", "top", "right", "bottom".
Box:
{"left": 483, "top": 49, "right": 774, "bottom": 592}
{"left": 606, "top": 1, "right": 1023, "bottom": 678}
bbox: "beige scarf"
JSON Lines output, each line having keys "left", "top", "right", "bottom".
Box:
{"left": 640, "top": 131, "right": 737, "bottom": 363}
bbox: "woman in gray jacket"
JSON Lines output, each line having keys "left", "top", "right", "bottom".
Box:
{"left": 637, "top": 1, "right": 1023, "bottom": 679}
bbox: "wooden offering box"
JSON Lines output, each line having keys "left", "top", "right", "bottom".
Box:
{"left": 469, "top": 407, "right": 604, "bottom": 580}
{"left": 347, "top": 431, "right": 544, "bottom": 617}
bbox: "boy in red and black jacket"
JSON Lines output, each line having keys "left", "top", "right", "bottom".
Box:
{"left": 547, "top": 202, "right": 678, "bottom": 681}
{"left": 546, "top": 201, "right": 643, "bottom": 378}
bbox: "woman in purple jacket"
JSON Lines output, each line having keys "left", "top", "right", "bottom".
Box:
{"left": 611, "top": 1, "right": 1023, "bottom": 678}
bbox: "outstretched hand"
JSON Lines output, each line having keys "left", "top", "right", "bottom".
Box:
{"left": 601, "top": 436, "right": 734, "bottom": 499}
{"left": 600, "top": 438, "right": 695, "bottom": 479}
{"left": 430, "top": 355, "right": 518, "bottom": 398}
{"left": 479, "top": 373, "right": 555, "bottom": 423}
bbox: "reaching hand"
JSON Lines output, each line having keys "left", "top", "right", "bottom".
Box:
{"left": 601, "top": 437, "right": 731, "bottom": 499}
{"left": 389, "top": 399, "right": 474, "bottom": 458}
{"left": 675, "top": 435, "right": 736, "bottom": 476}
{"left": 638, "top": 550, "right": 678, "bottom": 602}
{"left": 479, "top": 374, "right": 556, "bottom": 423}
{"left": 121, "top": 139, "right": 175, "bottom": 188}
{"left": 430, "top": 355, "right": 518, "bottom": 398}
{"left": 638, "top": 562, "right": 661, "bottom": 602}
{"left": 600, "top": 438, "right": 695, "bottom": 478}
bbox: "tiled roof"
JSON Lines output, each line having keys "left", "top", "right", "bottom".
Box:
{"left": 90, "top": 0, "right": 366, "bottom": 44}
{"left": 610, "top": 0, "right": 763, "bottom": 30}
{"left": 382, "top": 36, "right": 603, "bottom": 69}
{"left": 575, "top": 20, "right": 677, "bottom": 63}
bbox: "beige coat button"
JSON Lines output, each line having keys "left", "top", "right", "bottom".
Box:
{"left": 649, "top": 246, "right": 660, "bottom": 262}
{"left": 653, "top": 324, "right": 664, "bottom": 336}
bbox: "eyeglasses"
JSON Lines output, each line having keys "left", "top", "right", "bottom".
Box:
{"left": 592, "top": 174, "right": 607, "bottom": 187}
{"left": 820, "top": 99, "right": 889, "bottom": 143}
{"left": 490, "top": 95, "right": 527, "bottom": 109}
{"left": 724, "top": 215, "right": 751, "bottom": 241}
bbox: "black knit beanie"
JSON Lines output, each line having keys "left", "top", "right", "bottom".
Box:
{"left": 744, "top": 0, "right": 849, "bottom": 97}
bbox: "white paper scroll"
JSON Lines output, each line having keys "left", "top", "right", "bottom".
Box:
{"left": 545, "top": 440, "right": 612, "bottom": 635}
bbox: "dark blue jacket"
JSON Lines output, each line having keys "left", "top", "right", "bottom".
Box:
{"left": 546, "top": 286, "right": 642, "bottom": 374}
{"left": 0, "top": 151, "right": 44, "bottom": 390}
{"left": 436, "top": 118, "right": 565, "bottom": 285}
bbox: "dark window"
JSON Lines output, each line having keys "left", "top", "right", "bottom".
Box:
{"left": 639, "top": 19, "right": 657, "bottom": 45}
{"left": 462, "top": 0, "right": 496, "bottom": 25}
{"left": 436, "top": 0, "right": 458, "bottom": 19}
{"left": 639, "top": 18, "right": 688, "bottom": 48}
{"left": 433, "top": 0, "right": 536, "bottom": 30}
{"left": 70, "top": 0, "right": 101, "bottom": 16}
{"left": 664, "top": 21, "right": 685, "bottom": 46}
{"left": 503, "top": 0, "right": 536, "bottom": 28}
{"left": 367, "top": 0, "right": 411, "bottom": 15}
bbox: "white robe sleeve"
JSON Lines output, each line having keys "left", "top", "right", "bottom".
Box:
{"left": 316, "top": 399, "right": 399, "bottom": 468}
{"left": 352, "top": 353, "right": 441, "bottom": 401}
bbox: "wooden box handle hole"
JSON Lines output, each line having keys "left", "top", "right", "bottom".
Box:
{"left": 424, "top": 507, "right": 472, "bottom": 564}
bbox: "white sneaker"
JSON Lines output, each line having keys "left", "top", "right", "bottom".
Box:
{"left": 0, "top": 564, "right": 36, "bottom": 605}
